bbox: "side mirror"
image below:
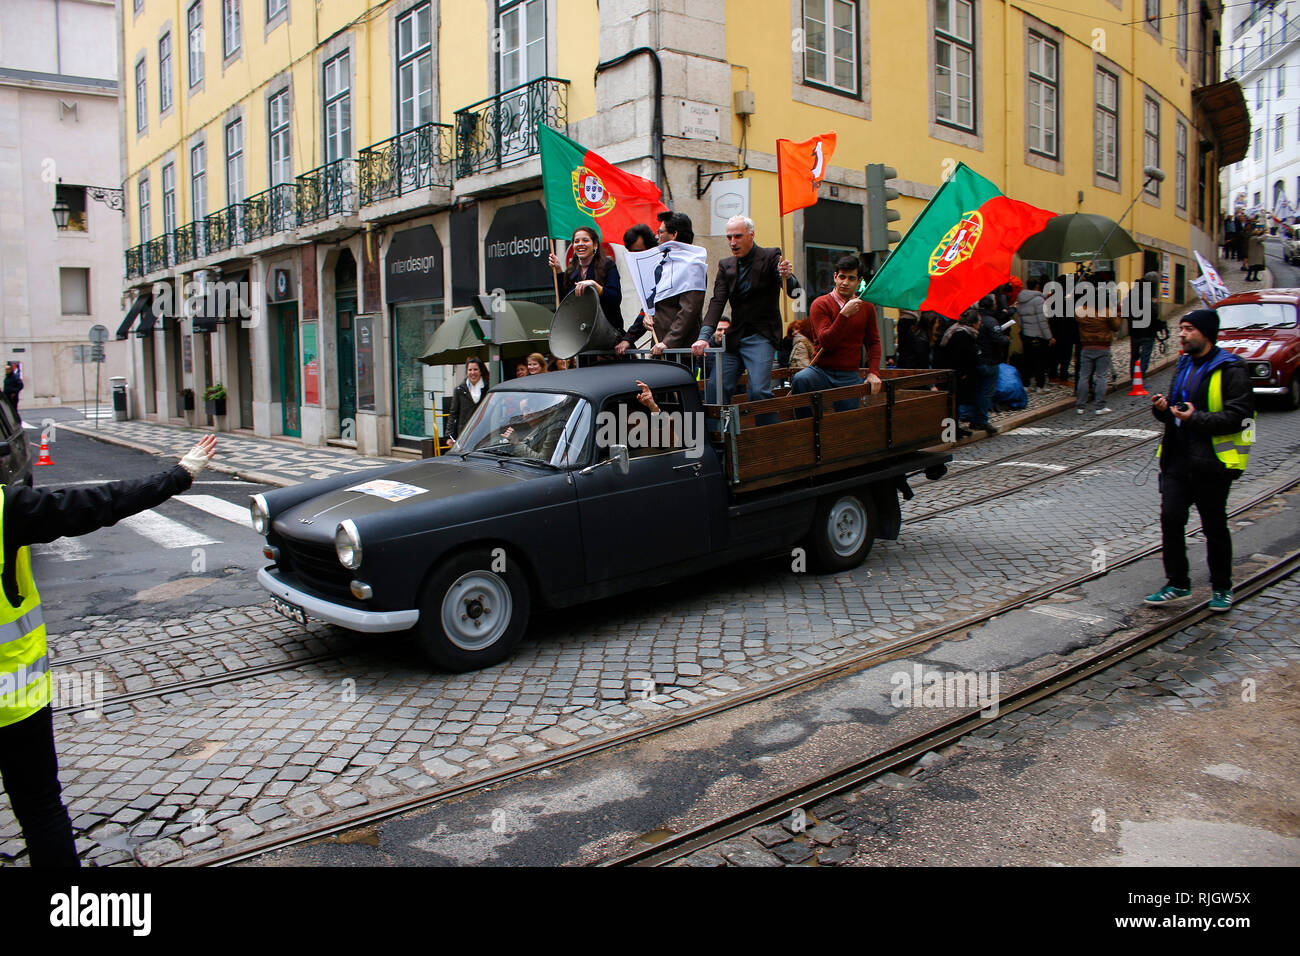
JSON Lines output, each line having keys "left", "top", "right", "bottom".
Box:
{"left": 611, "top": 444, "right": 629, "bottom": 476}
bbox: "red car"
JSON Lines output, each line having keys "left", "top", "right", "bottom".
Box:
{"left": 1210, "top": 289, "right": 1300, "bottom": 409}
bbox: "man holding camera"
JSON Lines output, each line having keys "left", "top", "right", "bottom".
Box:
{"left": 1145, "top": 310, "right": 1254, "bottom": 612}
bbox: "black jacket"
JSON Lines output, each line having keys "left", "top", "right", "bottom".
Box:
{"left": 3, "top": 372, "right": 20, "bottom": 396}
{"left": 895, "top": 314, "right": 931, "bottom": 369}
{"left": 1153, "top": 349, "right": 1254, "bottom": 480}
{"left": 3, "top": 465, "right": 193, "bottom": 606}
{"left": 936, "top": 325, "right": 980, "bottom": 405}
{"left": 445, "top": 381, "right": 486, "bottom": 441}
{"left": 976, "top": 310, "right": 1008, "bottom": 366}
{"left": 702, "top": 245, "right": 800, "bottom": 351}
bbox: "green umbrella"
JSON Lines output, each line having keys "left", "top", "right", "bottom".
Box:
{"left": 488, "top": 300, "right": 554, "bottom": 344}
{"left": 419, "top": 307, "right": 486, "bottom": 366}
{"left": 1017, "top": 213, "right": 1142, "bottom": 264}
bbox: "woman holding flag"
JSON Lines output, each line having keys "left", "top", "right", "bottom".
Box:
{"left": 548, "top": 225, "right": 623, "bottom": 328}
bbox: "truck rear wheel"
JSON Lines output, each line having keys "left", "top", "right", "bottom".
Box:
{"left": 415, "top": 547, "right": 531, "bottom": 672}
{"left": 807, "top": 491, "right": 877, "bottom": 572}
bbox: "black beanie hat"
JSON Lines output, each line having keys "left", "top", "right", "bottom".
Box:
{"left": 1181, "top": 308, "right": 1220, "bottom": 342}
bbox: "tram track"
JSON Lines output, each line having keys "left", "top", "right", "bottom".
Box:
{"left": 189, "top": 471, "right": 1300, "bottom": 867}
{"left": 604, "top": 546, "right": 1300, "bottom": 867}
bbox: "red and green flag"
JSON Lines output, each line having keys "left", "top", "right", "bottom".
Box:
{"left": 861, "top": 163, "right": 1055, "bottom": 319}
{"left": 538, "top": 124, "right": 668, "bottom": 245}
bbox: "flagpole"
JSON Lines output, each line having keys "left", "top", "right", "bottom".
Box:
{"left": 551, "top": 239, "right": 562, "bottom": 309}
{"left": 777, "top": 148, "right": 791, "bottom": 334}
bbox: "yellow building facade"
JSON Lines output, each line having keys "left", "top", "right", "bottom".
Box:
{"left": 117, "top": 0, "right": 1245, "bottom": 454}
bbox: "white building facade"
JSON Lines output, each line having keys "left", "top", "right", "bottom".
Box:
{"left": 1223, "top": 0, "right": 1300, "bottom": 219}
{"left": 0, "top": 0, "right": 129, "bottom": 407}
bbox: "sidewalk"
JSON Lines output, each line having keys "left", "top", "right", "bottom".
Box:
{"left": 60, "top": 259, "right": 1254, "bottom": 487}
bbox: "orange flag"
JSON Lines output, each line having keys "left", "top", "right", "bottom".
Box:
{"left": 777, "top": 132, "right": 837, "bottom": 216}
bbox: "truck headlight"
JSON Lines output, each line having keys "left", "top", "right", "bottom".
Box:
{"left": 250, "top": 494, "right": 270, "bottom": 535}
{"left": 335, "top": 520, "right": 362, "bottom": 570}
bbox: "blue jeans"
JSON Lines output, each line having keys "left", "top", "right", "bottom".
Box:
{"left": 971, "top": 364, "right": 998, "bottom": 426}
{"left": 792, "top": 366, "right": 864, "bottom": 414}
{"left": 1076, "top": 348, "right": 1112, "bottom": 409}
{"left": 707, "top": 335, "right": 777, "bottom": 425}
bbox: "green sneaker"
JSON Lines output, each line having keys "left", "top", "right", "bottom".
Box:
{"left": 1144, "top": 585, "right": 1192, "bottom": 605}
{"left": 1209, "top": 590, "right": 1233, "bottom": 613}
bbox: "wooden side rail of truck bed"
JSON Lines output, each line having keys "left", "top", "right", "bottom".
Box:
{"left": 702, "top": 369, "right": 955, "bottom": 492}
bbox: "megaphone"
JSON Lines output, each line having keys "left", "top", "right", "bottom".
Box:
{"left": 549, "top": 290, "right": 623, "bottom": 359}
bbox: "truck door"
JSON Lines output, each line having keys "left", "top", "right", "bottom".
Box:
{"left": 574, "top": 387, "right": 715, "bottom": 584}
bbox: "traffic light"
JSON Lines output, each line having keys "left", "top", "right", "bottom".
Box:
{"left": 866, "top": 163, "right": 902, "bottom": 255}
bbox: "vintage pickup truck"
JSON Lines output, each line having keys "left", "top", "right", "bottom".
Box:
{"left": 254, "top": 362, "right": 954, "bottom": 671}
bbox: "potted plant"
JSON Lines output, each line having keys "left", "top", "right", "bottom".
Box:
{"left": 204, "top": 383, "right": 227, "bottom": 417}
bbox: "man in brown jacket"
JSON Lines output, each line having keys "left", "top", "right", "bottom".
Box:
{"left": 1074, "top": 286, "right": 1122, "bottom": 415}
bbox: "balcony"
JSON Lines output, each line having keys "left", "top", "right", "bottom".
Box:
{"left": 173, "top": 220, "right": 207, "bottom": 264}
{"left": 453, "top": 77, "right": 568, "bottom": 178}
{"left": 1226, "top": 19, "right": 1296, "bottom": 78}
{"left": 125, "top": 244, "right": 144, "bottom": 280}
{"left": 297, "top": 158, "right": 356, "bottom": 226}
{"left": 359, "top": 123, "right": 454, "bottom": 206}
{"left": 244, "top": 183, "right": 298, "bottom": 242}
{"left": 143, "top": 235, "right": 171, "bottom": 274}
{"left": 203, "top": 204, "right": 246, "bottom": 255}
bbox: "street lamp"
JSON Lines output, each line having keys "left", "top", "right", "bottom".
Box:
{"left": 52, "top": 196, "right": 71, "bottom": 230}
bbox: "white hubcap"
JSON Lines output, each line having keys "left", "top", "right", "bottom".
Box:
{"left": 442, "top": 571, "right": 512, "bottom": 651}
{"left": 827, "top": 496, "right": 867, "bottom": 557}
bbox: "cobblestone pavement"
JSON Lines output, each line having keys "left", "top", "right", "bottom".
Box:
{"left": 677, "top": 571, "right": 1300, "bottom": 867}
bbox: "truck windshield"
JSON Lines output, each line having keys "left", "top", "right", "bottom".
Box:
{"left": 1216, "top": 303, "right": 1298, "bottom": 331}
{"left": 453, "top": 391, "right": 587, "bottom": 467}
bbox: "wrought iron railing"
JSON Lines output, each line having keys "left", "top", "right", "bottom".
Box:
{"left": 144, "top": 235, "right": 171, "bottom": 274}
{"left": 297, "top": 158, "right": 356, "bottom": 225}
{"left": 1226, "top": 20, "right": 1295, "bottom": 77}
{"left": 126, "top": 244, "right": 144, "bottom": 279}
{"left": 244, "top": 182, "right": 299, "bottom": 241}
{"left": 203, "top": 203, "right": 246, "bottom": 254}
{"left": 173, "top": 220, "right": 207, "bottom": 264}
{"left": 359, "top": 123, "right": 454, "bottom": 205}
{"left": 454, "top": 76, "right": 568, "bottom": 177}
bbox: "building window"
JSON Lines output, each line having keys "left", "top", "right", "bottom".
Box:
{"left": 138, "top": 177, "right": 150, "bottom": 241}
{"left": 1143, "top": 95, "right": 1160, "bottom": 196}
{"left": 935, "top": 0, "right": 976, "bottom": 131}
{"left": 162, "top": 162, "right": 176, "bottom": 234}
{"left": 1175, "top": 120, "right": 1187, "bottom": 211}
{"left": 1256, "top": 80, "right": 1264, "bottom": 110}
{"left": 1279, "top": 64, "right": 1287, "bottom": 97}
{"left": 1026, "top": 32, "right": 1058, "bottom": 158}
{"left": 159, "top": 33, "right": 173, "bottom": 113}
{"left": 397, "top": 3, "right": 433, "bottom": 131}
{"left": 498, "top": 0, "right": 545, "bottom": 92}
{"left": 56, "top": 184, "right": 87, "bottom": 232}
{"left": 1276, "top": 114, "right": 1286, "bottom": 152}
{"left": 1254, "top": 128, "right": 1263, "bottom": 159}
{"left": 323, "top": 52, "right": 351, "bottom": 163}
{"left": 1094, "top": 68, "right": 1118, "bottom": 180}
{"left": 135, "top": 58, "right": 147, "bottom": 131}
{"left": 225, "top": 118, "right": 244, "bottom": 205}
{"left": 1253, "top": 191, "right": 1261, "bottom": 208}
{"left": 1145, "top": 0, "right": 1160, "bottom": 29}
{"left": 191, "top": 143, "right": 206, "bottom": 221}
{"left": 187, "top": 2, "right": 204, "bottom": 87}
{"left": 803, "top": 0, "right": 859, "bottom": 96}
{"left": 1177, "top": 0, "right": 1188, "bottom": 57}
{"left": 223, "top": 0, "right": 241, "bottom": 58}
{"left": 267, "top": 0, "right": 287, "bottom": 19}
{"left": 269, "top": 89, "right": 292, "bottom": 184}
{"left": 60, "top": 268, "right": 91, "bottom": 315}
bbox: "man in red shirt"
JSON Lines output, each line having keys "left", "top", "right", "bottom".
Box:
{"left": 793, "top": 255, "right": 883, "bottom": 410}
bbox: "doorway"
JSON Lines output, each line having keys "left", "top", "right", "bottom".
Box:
{"left": 236, "top": 319, "right": 254, "bottom": 429}
{"left": 334, "top": 251, "right": 358, "bottom": 439}
{"left": 275, "top": 303, "right": 301, "bottom": 437}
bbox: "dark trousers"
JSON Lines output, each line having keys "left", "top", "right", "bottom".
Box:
{"left": 1022, "top": 336, "right": 1050, "bottom": 387}
{"left": 1160, "top": 467, "right": 1234, "bottom": 592}
{"left": 0, "top": 706, "right": 79, "bottom": 867}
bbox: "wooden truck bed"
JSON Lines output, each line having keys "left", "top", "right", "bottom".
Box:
{"left": 702, "top": 368, "right": 955, "bottom": 492}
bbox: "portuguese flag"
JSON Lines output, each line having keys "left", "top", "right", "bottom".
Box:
{"left": 861, "top": 163, "right": 1055, "bottom": 319}
{"left": 538, "top": 124, "right": 668, "bottom": 245}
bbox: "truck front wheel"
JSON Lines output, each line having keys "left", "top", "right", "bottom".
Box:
{"left": 415, "top": 547, "right": 531, "bottom": 672}
{"left": 807, "top": 492, "right": 877, "bottom": 572}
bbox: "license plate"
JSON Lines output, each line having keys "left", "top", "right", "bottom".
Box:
{"left": 271, "top": 596, "right": 308, "bottom": 627}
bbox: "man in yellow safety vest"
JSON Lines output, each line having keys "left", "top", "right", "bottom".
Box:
{"left": 0, "top": 434, "right": 216, "bottom": 866}
{"left": 1145, "top": 309, "right": 1254, "bottom": 613}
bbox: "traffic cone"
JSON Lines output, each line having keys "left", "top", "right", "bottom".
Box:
{"left": 35, "top": 435, "right": 54, "bottom": 466}
{"left": 1128, "top": 358, "right": 1149, "bottom": 397}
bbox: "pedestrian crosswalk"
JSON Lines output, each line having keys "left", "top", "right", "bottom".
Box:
{"left": 32, "top": 494, "right": 258, "bottom": 563}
